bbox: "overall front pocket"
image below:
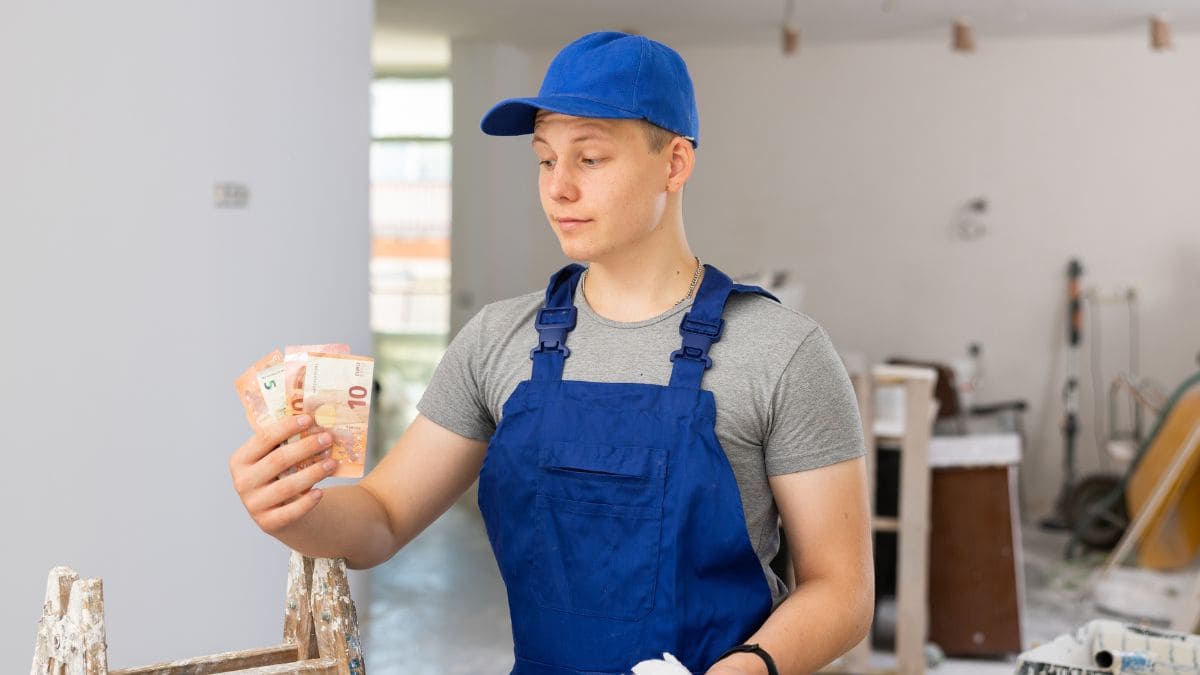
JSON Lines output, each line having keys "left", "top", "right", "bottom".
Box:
{"left": 532, "top": 442, "right": 667, "bottom": 621}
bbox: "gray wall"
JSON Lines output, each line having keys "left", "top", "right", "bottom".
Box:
{"left": 448, "top": 40, "right": 546, "bottom": 335}
{"left": 451, "top": 33, "right": 1200, "bottom": 517}
{"left": 683, "top": 35, "right": 1200, "bottom": 517}
{"left": 1, "top": 0, "right": 372, "bottom": 668}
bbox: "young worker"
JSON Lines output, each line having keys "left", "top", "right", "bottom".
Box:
{"left": 230, "top": 31, "right": 873, "bottom": 675}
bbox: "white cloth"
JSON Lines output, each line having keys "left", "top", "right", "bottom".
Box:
{"left": 631, "top": 652, "right": 692, "bottom": 675}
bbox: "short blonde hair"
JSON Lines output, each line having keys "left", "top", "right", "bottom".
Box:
{"left": 641, "top": 120, "right": 679, "bottom": 153}
{"left": 533, "top": 110, "right": 680, "bottom": 153}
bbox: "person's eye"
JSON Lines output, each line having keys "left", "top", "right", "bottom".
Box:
{"left": 581, "top": 157, "right": 603, "bottom": 167}
{"left": 538, "top": 159, "right": 555, "bottom": 169}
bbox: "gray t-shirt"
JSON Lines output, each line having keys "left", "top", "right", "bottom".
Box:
{"left": 417, "top": 278, "right": 865, "bottom": 605}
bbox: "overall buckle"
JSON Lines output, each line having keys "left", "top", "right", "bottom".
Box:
{"left": 670, "top": 312, "right": 724, "bottom": 370}
{"left": 531, "top": 340, "right": 572, "bottom": 359}
{"left": 679, "top": 314, "right": 724, "bottom": 340}
{"left": 530, "top": 307, "right": 577, "bottom": 359}
{"left": 535, "top": 307, "right": 577, "bottom": 332}
{"left": 669, "top": 345, "right": 712, "bottom": 369}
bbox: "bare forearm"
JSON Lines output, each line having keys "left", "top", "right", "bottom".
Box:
{"left": 712, "top": 459, "right": 876, "bottom": 675}
{"left": 230, "top": 415, "right": 486, "bottom": 571}
{"left": 730, "top": 576, "right": 873, "bottom": 675}
{"left": 272, "top": 484, "right": 398, "bottom": 570}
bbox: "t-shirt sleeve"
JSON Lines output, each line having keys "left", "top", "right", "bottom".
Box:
{"left": 764, "top": 326, "right": 866, "bottom": 475}
{"left": 415, "top": 309, "right": 496, "bottom": 442}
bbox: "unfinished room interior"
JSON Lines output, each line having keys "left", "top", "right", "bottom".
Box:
{"left": 8, "top": 1, "right": 1200, "bottom": 674}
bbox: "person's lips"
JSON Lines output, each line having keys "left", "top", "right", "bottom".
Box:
{"left": 555, "top": 216, "right": 591, "bottom": 232}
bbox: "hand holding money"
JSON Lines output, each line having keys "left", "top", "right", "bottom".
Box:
{"left": 234, "top": 346, "right": 374, "bottom": 478}
{"left": 229, "top": 345, "right": 374, "bottom": 534}
{"left": 228, "top": 413, "right": 335, "bottom": 534}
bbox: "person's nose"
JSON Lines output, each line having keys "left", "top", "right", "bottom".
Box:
{"left": 545, "top": 163, "right": 579, "bottom": 202}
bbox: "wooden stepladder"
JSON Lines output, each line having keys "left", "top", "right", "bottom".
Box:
{"left": 830, "top": 365, "right": 938, "bottom": 675}
{"left": 31, "top": 552, "right": 364, "bottom": 675}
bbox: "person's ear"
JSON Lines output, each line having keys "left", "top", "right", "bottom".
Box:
{"left": 664, "top": 137, "right": 694, "bottom": 193}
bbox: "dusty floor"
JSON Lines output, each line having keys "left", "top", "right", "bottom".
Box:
{"left": 360, "top": 497, "right": 1188, "bottom": 674}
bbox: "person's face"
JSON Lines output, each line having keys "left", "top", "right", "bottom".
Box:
{"left": 532, "top": 112, "right": 672, "bottom": 262}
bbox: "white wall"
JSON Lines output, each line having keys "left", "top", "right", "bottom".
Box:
{"left": 0, "top": 0, "right": 372, "bottom": 668}
{"left": 452, "top": 33, "right": 1200, "bottom": 516}
{"left": 448, "top": 40, "right": 547, "bottom": 335}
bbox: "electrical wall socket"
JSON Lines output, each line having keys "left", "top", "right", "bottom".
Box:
{"left": 213, "top": 182, "right": 250, "bottom": 208}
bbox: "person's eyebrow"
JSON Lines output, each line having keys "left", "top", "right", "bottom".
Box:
{"left": 531, "top": 126, "right": 616, "bottom": 146}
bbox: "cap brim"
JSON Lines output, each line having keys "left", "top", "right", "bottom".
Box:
{"left": 480, "top": 94, "right": 641, "bottom": 137}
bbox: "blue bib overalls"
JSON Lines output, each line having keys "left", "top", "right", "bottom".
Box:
{"left": 478, "top": 263, "right": 779, "bottom": 674}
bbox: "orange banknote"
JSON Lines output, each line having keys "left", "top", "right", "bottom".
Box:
{"left": 284, "top": 343, "right": 350, "bottom": 418}
{"left": 234, "top": 350, "right": 285, "bottom": 431}
{"left": 298, "top": 352, "right": 375, "bottom": 478}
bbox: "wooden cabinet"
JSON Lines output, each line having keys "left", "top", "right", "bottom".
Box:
{"left": 928, "top": 463, "right": 1024, "bottom": 656}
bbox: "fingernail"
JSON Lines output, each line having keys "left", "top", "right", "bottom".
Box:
{"left": 311, "top": 488, "right": 323, "bottom": 499}
{"left": 296, "top": 415, "right": 311, "bottom": 428}
{"left": 322, "top": 460, "right": 337, "bottom": 472}
{"left": 318, "top": 433, "right": 332, "bottom": 445}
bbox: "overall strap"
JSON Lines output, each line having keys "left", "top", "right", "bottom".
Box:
{"left": 530, "top": 264, "right": 585, "bottom": 382}
{"left": 668, "top": 265, "right": 780, "bottom": 389}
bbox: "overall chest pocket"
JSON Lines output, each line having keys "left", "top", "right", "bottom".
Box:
{"left": 532, "top": 441, "right": 668, "bottom": 621}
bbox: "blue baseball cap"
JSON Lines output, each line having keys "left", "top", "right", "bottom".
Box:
{"left": 480, "top": 31, "right": 699, "bottom": 147}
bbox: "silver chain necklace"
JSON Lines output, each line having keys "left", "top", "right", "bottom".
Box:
{"left": 582, "top": 256, "right": 703, "bottom": 308}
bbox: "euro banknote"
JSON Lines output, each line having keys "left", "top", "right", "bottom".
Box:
{"left": 297, "top": 352, "right": 375, "bottom": 478}
{"left": 234, "top": 350, "right": 284, "bottom": 431}
{"left": 284, "top": 343, "right": 350, "bottom": 417}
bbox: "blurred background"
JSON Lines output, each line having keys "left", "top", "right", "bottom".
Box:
{"left": 5, "top": 0, "right": 1200, "bottom": 672}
